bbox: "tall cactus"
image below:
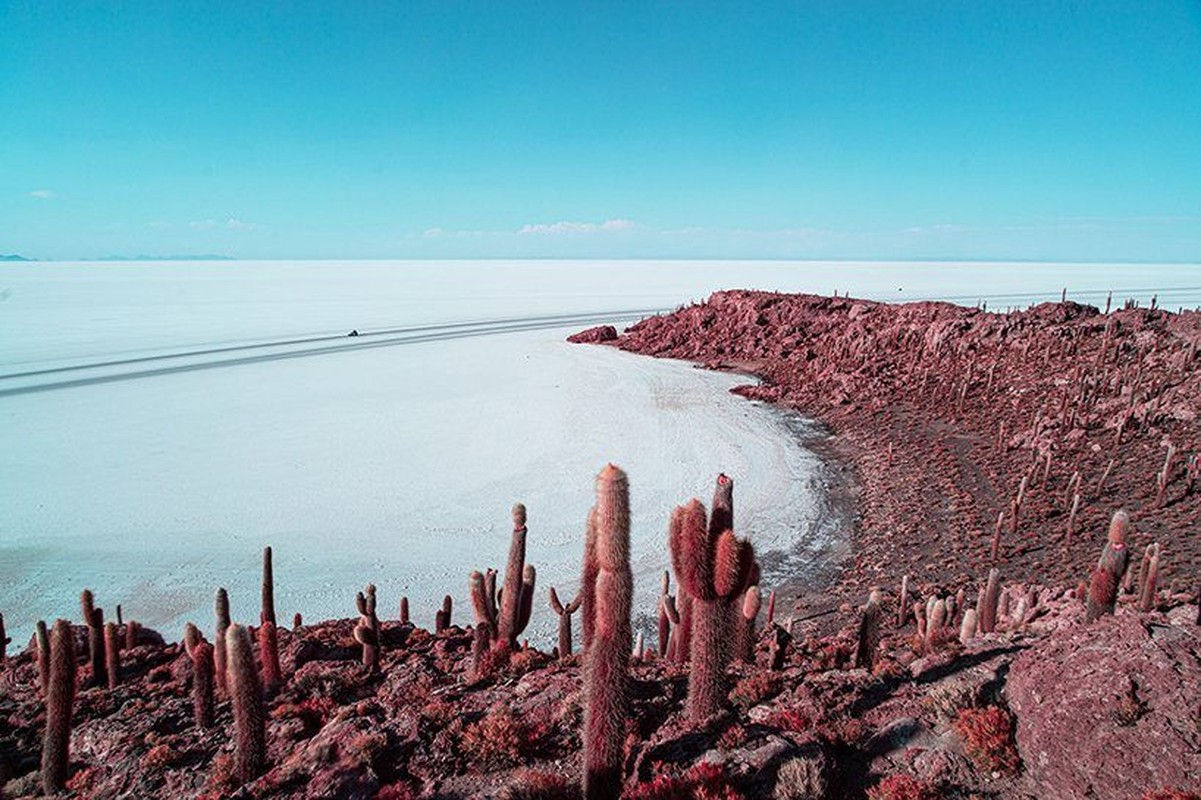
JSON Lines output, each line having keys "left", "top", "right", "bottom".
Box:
{"left": 498, "top": 504, "right": 529, "bottom": 649}
{"left": 1087, "top": 510, "right": 1131, "bottom": 621}
{"left": 581, "top": 507, "right": 598, "bottom": 652}
{"left": 977, "top": 568, "right": 1001, "bottom": 633}
{"left": 261, "top": 546, "right": 276, "bottom": 626}
{"left": 41, "top": 619, "right": 76, "bottom": 795}
{"left": 1137, "top": 543, "right": 1161, "bottom": 612}
{"left": 215, "top": 588, "right": 231, "bottom": 696}
{"left": 854, "top": 589, "right": 884, "bottom": 669}
{"left": 549, "top": 587, "right": 582, "bottom": 660}
{"left": 582, "top": 465, "right": 632, "bottom": 799}
{"left": 225, "top": 623, "right": 267, "bottom": 784}
{"left": 670, "top": 475, "right": 756, "bottom": 724}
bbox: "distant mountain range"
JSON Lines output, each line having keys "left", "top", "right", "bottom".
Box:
{"left": 94, "top": 254, "right": 234, "bottom": 261}
{"left": 0, "top": 254, "right": 32, "bottom": 261}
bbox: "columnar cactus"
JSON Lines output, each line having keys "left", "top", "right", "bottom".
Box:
{"left": 225, "top": 623, "right": 267, "bottom": 784}
{"left": 470, "top": 570, "right": 496, "bottom": 628}
{"left": 104, "top": 622, "right": 121, "bottom": 689}
{"left": 35, "top": 620, "right": 50, "bottom": 694}
{"left": 261, "top": 546, "right": 276, "bottom": 625}
{"left": 582, "top": 464, "right": 632, "bottom": 799}
{"left": 442, "top": 594, "right": 454, "bottom": 630}
{"left": 669, "top": 476, "right": 756, "bottom": 724}
{"left": 897, "top": 574, "right": 910, "bottom": 627}
{"left": 766, "top": 589, "right": 777, "bottom": 627}
{"left": 0, "top": 612, "right": 8, "bottom": 668}
{"left": 498, "top": 503, "right": 528, "bottom": 649}
{"left": 124, "top": 620, "right": 141, "bottom": 650}
{"left": 581, "top": 507, "right": 598, "bottom": 651}
{"left": 549, "top": 587, "right": 582, "bottom": 660}
{"left": 258, "top": 620, "right": 282, "bottom": 696}
{"left": 854, "top": 589, "right": 883, "bottom": 670}
{"left": 354, "top": 584, "right": 381, "bottom": 674}
{"left": 657, "top": 571, "right": 678, "bottom": 658}
{"left": 737, "top": 585, "right": 761, "bottom": 663}
{"left": 215, "top": 588, "right": 231, "bottom": 696}
{"left": 515, "top": 565, "right": 536, "bottom": 638}
{"left": 471, "top": 620, "right": 494, "bottom": 681}
{"left": 959, "top": 608, "right": 978, "bottom": 645}
{"left": 400, "top": 596, "right": 410, "bottom": 625}
{"left": 977, "top": 568, "right": 1001, "bottom": 633}
{"left": 41, "top": 619, "right": 75, "bottom": 795}
{"left": 191, "top": 641, "right": 216, "bottom": 728}
{"left": 1087, "top": 510, "right": 1131, "bottom": 622}
{"left": 292, "top": 613, "right": 302, "bottom": 632}
{"left": 1137, "top": 543, "right": 1160, "bottom": 612}
{"left": 81, "top": 589, "right": 107, "bottom": 688}
{"left": 925, "top": 598, "right": 947, "bottom": 653}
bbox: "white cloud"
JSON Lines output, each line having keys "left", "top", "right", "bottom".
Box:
{"left": 518, "top": 218, "right": 639, "bottom": 235}
{"left": 188, "top": 217, "right": 258, "bottom": 231}
{"left": 28, "top": 189, "right": 54, "bottom": 199}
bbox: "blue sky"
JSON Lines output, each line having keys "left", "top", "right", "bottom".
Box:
{"left": 2, "top": 2, "right": 1199, "bottom": 261}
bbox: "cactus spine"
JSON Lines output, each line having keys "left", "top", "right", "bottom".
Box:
{"left": 214, "top": 588, "right": 231, "bottom": 696}
{"left": 670, "top": 475, "right": 756, "bottom": 724}
{"left": 549, "top": 586, "right": 582, "bottom": 660}
{"left": 225, "top": 623, "right": 267, "bottom": 784}
{"left": 41, "top": 619, "right": 76, "bottom": 795}
{"left": 582, "top": 465, "right": 632, "bottom": 799}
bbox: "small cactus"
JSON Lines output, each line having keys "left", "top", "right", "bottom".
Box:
{"left": 41, "top": 619, "right": 75, "bottom": 794}
{"left": 354, "top": 584, "right": 381, "bottom": 674}
{"left": 1137, "top": 543, "right": 1160, "bottom": 612}
{"left": 81, "top": 589, "right": 107, "bottom": 688}
{"left": 737, "top": 585, "right": 762, "bottom": 663}
{"left": 0, "top": 611, "right": 8, "bottom": 667}
{"left": 959, "top": 608, "right": 978, "bottom": 645}
{"left": 548, "top": 586, "right": 582, "bottom": 660}
{"left": 215, "top": 588, "right": 231, "bottom": 696}
{"left": 35, "top": 620, "right": 50, "bottom": 694}
{"left": 292, "top": 612, "right": 302, "bottom": 632}
{"left": 225, "top": 623, "right": 267, "bottom": 784}
{"left": 104, "top": 622, "right": 121, "bottom": 689}
{"left": 399, "top": 596, "right": 410, "bottom": 625}
{"left": 258, "top": 620, "right": 282, "bottom": 696}
{"left": 582, "top": 464, "right": 632, "bottom": 799}
{"left": 191, "top": 641, "right": 216, "bottom": 728}
{"left": 657, "top": 571, "right": 678, "bottom": 658}
{"left": 124, "top": 619, "right": 141, "bottom": 650}
{"left": 1087, "top": 511, "right": 1131, "bottom": 621}
{"left": 854, "top": 589, "right": 884, "bottom": 670}
{"left": 977, "top": 568, "right": 1001, "bottom": 633}
{"left": 897, "top": 574, "right": 910, "bottom": 627}
{"left": 766, "top": 588, "right": 777, "bottom": 627}
{"left": 925, "top": 598, "right": 947, "bottom": 653}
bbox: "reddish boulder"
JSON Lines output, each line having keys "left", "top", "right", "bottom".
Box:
{"left": 1006, "top": 613, "right": 1201, "bottom": 800}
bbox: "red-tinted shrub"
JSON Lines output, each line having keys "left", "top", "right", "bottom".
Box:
{"left": 954, "top": 705, "right": 1020, "bottom": 775}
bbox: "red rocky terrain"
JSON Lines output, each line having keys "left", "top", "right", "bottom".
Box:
{"left": 0, "top": 291, "right": 1198, "bottom": 800}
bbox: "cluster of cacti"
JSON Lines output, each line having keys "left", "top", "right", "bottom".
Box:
{"left": 41, "top": 619, "right": 75, "bottom": 794}
{"left": 225, "top": 623, "right": 267, "bottom": 784}
{"left": 354, "top": 583, "right": 381, "bottom": 673}
{"left": 582, "top": 464, "right": 632, "bottom": 799}
{"left": 669, "top": 474, "right": 756, "bottom": 724}
{"left": 548, "top": 586, "right": 581, "bottom": 660}
{"left": 435, "top": 594, "right": 454, "bottom": 632}
{"left": 1086, "top": 510, "right": 1131, "bottom": 622}
{"left": 469, "top": 504, "right": 537, "bottom": 655}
